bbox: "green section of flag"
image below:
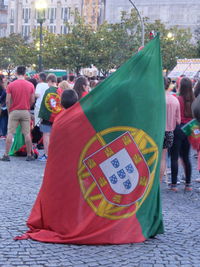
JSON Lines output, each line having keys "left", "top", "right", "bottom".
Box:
{"left": 9, "top": 125, "right": 25, "bottom": 156}
{"left": 39, "top": 86, "right": 61, "bottom": 123}
{"left": 80, "top": 35, "right": 165, "bottom": 238}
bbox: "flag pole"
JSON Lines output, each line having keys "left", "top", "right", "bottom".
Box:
{"left": 128, "top": 0, "right": 145, "bottom": 47}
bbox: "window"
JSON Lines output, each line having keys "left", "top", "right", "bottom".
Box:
{"left": 62, "top": 7, "right": 70, "bottom": 22}
{"left": 10, "top": 25, "right": 14, "bottom": 34}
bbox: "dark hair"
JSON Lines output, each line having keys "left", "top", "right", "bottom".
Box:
{"left": 164, "top": 77, "right": 170, "bottom": 90}
{"left": 16, "top": 66, "right": 26, "bottom": 76}
{"left": 57, "top": 77, "right": 62, "bottom": 84}
{"left": 61, "top": 89, "right": 78, "bottom": 109}
{"left": 69, "top": 75, "right": 75, "bottom": 82}
{"left": 39, "top": 72, "right": 46, "bottom": 82}
{"left": 46, "top": 73, "right": 57, "bottom": 83}
{"left": 28, "top": 78, "right": 38, "bottom": 88}
{"left": 73, "top": 76, "right": 88, "bottom": 100}
{"left": 179, "top": 77, "right": 194, "bottom": 118}
{"left": 62, "top": 74, "right": 68, "bottom": 81}
{"left": 0, "top": 74, "right": 5, "bottom": 82}
{"left": 194, "top": 80, "right": 200, "bottom": 98}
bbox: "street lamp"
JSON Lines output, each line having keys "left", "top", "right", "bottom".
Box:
{"left": 35, "top": 0, "right": 47, "bottom": 72}
{"left": 128, "top": 0, "right": 144, "bottom": 47}
{"left": 166, "top": 32, "right": 175, "bottom": 41}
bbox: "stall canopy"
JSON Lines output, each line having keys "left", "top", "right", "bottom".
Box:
{"left": 168, "top": 59, "right": 200, "bottom": 79}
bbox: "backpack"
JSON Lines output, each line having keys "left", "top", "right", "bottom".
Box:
{"left": 191, "top": 94, "right": 200, "bottom": 123}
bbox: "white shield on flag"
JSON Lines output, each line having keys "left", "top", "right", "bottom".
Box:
{"left": 99, "top": 148, "right": 139, "bottom": 195}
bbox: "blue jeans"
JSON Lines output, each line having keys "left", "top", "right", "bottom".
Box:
{"left": 0, "top": 114, "right": 8, "bottom": 136}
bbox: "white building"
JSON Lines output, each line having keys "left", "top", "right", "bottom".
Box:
{"left": 0, "top": 0, "right": 8, "bottom": 37}
{"left": 104, "top": 0, "right": 200, "bottom": 33}
{"left": 6, "top": 0, "right": 200, "bottom": 38}
{"left": 7, "top": 0, "right": 81, "bottom": 38}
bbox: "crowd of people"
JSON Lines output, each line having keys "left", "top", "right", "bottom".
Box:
{"left": 161, "top": 75, "right": 200, "bottom": 192}
{"left": 0, "top": 66, "right": 200, "bottom": 192}
{"left": 0, "top": 66, "right": 98, "bottom": 162}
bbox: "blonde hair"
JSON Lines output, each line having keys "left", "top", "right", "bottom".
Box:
{"left": 59, "top": 80, "right": 71, "bottom": 90}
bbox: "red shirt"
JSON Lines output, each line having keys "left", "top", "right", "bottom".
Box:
{"left": 177, "top": 95, "right": 193, "bottom": 124}
{"left": 7, "top": 79, "right": 35, "bottom": 112}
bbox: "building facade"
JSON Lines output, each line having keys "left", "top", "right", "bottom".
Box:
{"left": 104, "top": 0, "right": 200, "bottom": 33}
{"left": 6, "top": 0, "right": 200, "bottom": 37}
{"left": 7, "top": 0, "right": 81, "bottom": 38}
{"left": 0, "top": 0, "right": 8, "bottom": 37}
{"left": 82, "top": 0, "right": 105, "bottom": 28}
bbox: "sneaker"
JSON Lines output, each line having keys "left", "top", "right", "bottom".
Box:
{"left": 26, "top": 155, "right": 35, "bottom": 161}
{"left": 0, "top": 136, "right": 6, "bottom": 140}
{"left": 195, "top": 178, "right": 200, "bottom": 183}
{"left": 0, "top": 154, "right": 10, "bottom": 161}
{"left": 166, "top": 168, "right": 171, "bottom": 175}
{"left": 38, "top": 154, "right": 48, "bottom": 162}
{"left": 194, "top": 153, "right": 198, "bottom": 158}
{"left": 168, "top": 184, "right": 178, "bottom": 192}
{"left": 184, "top": 184, "right": 192, "bottom": 192}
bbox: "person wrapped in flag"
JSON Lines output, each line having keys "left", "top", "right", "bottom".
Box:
{"left": 15, "top": 35, "right": 165, "bottom": 244}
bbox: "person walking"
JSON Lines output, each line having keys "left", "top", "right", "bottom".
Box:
{"left": 0, "top": 66, "right": 35, "bottom": 161}
{"left": 170, "top": 77, "right": 194, "bottom": 191}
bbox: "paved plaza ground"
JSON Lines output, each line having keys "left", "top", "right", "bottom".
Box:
{"left": 0, "top": 139, "right": 200, "bottom": 267}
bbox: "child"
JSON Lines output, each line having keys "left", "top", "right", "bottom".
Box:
{"left": 61, "top": 89, "right": 78, "bottom": 109}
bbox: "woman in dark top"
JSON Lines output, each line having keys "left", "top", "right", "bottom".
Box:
{"left": 170, "top": 77, "right": 194, "bottom": 192}
{"left": 73, "top": 76, "right": 90, "bottom": 100}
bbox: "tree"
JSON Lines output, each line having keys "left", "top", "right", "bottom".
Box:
{"left": 94, "top": 10, "right": 142, "bottom": 75}
{"left": 0, "top": 34, "right": 36, "bottom": 73}
{"left": 145, "top": 20, "right": 197, "bottom": 71}
{"left": 58, "top": 16, "right": 96, "bottom": 74}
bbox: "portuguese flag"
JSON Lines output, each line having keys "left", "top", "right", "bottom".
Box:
{"left": 38, "top": 86, "right": 63, "bottom": 123}
{"left": 181, "top": 119, "right": 200, "bottom": 150}
{"left": 17, "top": 35, "right": 165, "bottom": 244}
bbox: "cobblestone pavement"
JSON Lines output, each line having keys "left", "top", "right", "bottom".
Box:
{"left": 0, "top": 139, "right": 200, "bottom": 267}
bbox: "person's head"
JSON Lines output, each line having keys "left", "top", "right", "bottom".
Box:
{"left": 0, "top": 74, "right": 5, "bottom": 85}
{"left": 164, "top": 77, "right": 170, "bottom": 91}
{"left": 62, "top": 74, "right": 68, "bottom": 81}
{"left": 46, "top": 73, "right": 57, "bottom": 86}
{"left": 61, "top": 89, "right": 78, "bottom": 109}
{"left": 28, "top": 78, "right": 37, "bottom": 88}
{"left": 57, "top": 77, "right": 62, "bottom": 84}
{"left": 59, "top": 80, "right": 71, "bottom": 91}
{"left": 179, "top": 77, "right": 194, "bottom": 117}
{"left": 73, "top": 76, "right": 89, "bottom": 100}
{"left": 69, "top": 73, "right": 75, "bottom": 82}
{"left": 38, "top": 72, "right": 47, "bottom": 83}
{"left": 194, "top": 80, "right": 200, "bottom": 98}
{"left": 16, "top": 66, "right": 26, "bottom": 76}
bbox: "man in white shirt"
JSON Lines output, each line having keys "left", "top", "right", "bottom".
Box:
{"left": 34, "top": 72, "right": 49, "bottom": 126}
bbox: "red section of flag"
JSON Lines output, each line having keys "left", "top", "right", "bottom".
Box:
{"left": 23, "top": 103, "right": 145, "bottom": 244}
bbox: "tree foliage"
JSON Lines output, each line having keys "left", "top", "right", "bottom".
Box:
{"left": 0, "top": 12, "right": 199, "bottom": 74}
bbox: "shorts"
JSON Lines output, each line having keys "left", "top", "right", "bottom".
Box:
{"left": 8, "top": 110, "right": 31, "bottom": 135}
{"left": 40, "top": 123, "right": 52, "bottom": 133}
{"left": 163, "top": 131, "right": 174, "bottom": 149}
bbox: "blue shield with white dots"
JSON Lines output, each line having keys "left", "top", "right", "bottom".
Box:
{"left": 100, "top": 148, "right": 139, "bottom": 195}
